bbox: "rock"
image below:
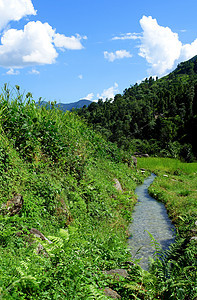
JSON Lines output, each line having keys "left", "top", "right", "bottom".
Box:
{"left": 195, "top": 221, "right": 197, "bottom": 227}
{"left": 29, "top": 228, "right": 52, "bottom": 256}
{"left": 134, "top": 153, "right": 149, "bottom": 158}
{"left": 103, "top": 269, "right": 128, "bottom": 279}
{"left": 131, "top": 156, "right": 137, "bottom": 168}
{"left": 190, "top": 236, "right": 197, "bottom": 242}
{"left": 163, "top": 175, "right": 168, "bottom": 177}
{"left": 30, "top": 228, "right": 52, "bottom": 244}
{"left": 1, "top": 193, "right": 24, "bottom": 216}
{"left": 15, "top": 228, "right": 52, "bottom": 256}
{"left": 36, "top": 242, "right": 50, "bottom": 257}
{"left": 114, "top": 179, "right": 123, "bottom": 192}
{"left": 103, "top": 288, "right": 121, "bottom": 299}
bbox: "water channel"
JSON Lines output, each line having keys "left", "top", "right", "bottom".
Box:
{"left": 128, "top": 173, "right": 175, "bottom": 270}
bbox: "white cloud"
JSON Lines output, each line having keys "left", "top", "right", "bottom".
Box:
{"left": 6, "top": 68, "right": 20, "bottom": 75}
{"left": 82, "top": 84, "right": 119, "bottom": 102}
{"left": 29, "top": 68, "right": 40, "bottom": 75}
{"left": 0, "top": 0, "right": 36, "bottom": 30}
{"left": 138, "top": 16, "right": 197, "bottom": 75}
{"left": 180, "top": 39, "right": 197, "bottom": 61}
{"left": 0, "top": 21, "right": 86, "bottom": 68}
{"left": 82, "top": 92, "right": 94, "bottom": 100}
{"left": 139, "top": 16, "right": 182, "bottom": 75}
{"left": 53, "top": 33, "right": 87, "bottom": 50}
{"left": 97, "top": 83, "right": 118, "bottom": 101}
{"left": 104, "top": 50, "right": 132, "bottom": 62}
{"left": 0, "top": 1, "right": 86, "bottom": 69}
{"left": 0, "top": 21, "right": 57, "bottom": 67}
{"left": 78, "top": 74, "right": 83, "bottom": 79}
{"left": 112, "top": 33, "right": 141, "bottom": 40}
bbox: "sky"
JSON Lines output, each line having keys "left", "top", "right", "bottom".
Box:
{"left": 0, "top": 0, "right": 197, "bottom": 103}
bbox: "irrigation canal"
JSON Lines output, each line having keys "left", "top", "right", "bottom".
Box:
{"left": 128, "top": 173, "right": 175, "bottom": 270}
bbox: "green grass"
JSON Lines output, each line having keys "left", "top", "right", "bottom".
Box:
{"left": 138, "top": 157, "right": 197, "bottom": 175}
{"left": 137, "top": 157, "right": 197, "bottom": 300}
{"left": 138, "top": 157, "right": 197, "bottom": 225}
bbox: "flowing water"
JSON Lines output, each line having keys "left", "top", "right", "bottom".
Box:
{"left": 128, "top": 173, "right": 175, "bottom": 270}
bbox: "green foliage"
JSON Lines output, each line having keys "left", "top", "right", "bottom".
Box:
{"left": 148, "top": 238, "right": 197, "bottom": 299}
{"left": 77, "top": 56, "right": 197, "bottom": 160}
{"left": 137, "top": 157, "right": 197, "bottom": 299}
{"left": 0, "top": 87, "right": 196, "bottom": 299}
{"left": 0, "top": 87, "right": 145, "bottom": 299}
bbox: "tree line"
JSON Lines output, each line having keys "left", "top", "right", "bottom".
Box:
{"left": 77, "top": 56, "right": 197, "bottom": 161}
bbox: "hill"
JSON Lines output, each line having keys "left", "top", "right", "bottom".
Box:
{"left": 172, "top": 55, "right": 197, "bottom": 76}
{"left": 58, "top": 99, "right": 92, "bottom": 111}
{"left": 77, "top": 56, "right": 197, "bottom": 161}
{"left": 39, "top": 99, "right": 92, "bottom": 111}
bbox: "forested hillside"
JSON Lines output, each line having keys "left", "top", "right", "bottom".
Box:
{"left": 77, "top": 56, "right": 197, "bottom": 161}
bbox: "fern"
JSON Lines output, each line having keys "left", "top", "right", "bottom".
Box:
{"left": 1, "top": 276, "right": 38, "bottom": 299}
{"left": 86, "top": 285, "right": 109, "bottom": 300}
{"left": 59, "top": 228, "right": 69, "bottom": 241}
{"left": 42, "top": 235, "right": 64, "bottom": 258}
{"left": 145, "top": 230, "right": 165, "bottom": 261}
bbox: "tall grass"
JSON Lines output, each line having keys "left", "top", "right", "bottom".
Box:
{"left": 138, "top": 157, "right": 197, "bottom": 174}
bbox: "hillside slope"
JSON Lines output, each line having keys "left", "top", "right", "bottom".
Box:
{"left": 172, "top": 55, "right": 197, "bottom": 76}
{"left": 0, "top": 86, "right": 144, "bottom": 299}
{"left": 77, "top": 56, "right": 197, "bottom": 160}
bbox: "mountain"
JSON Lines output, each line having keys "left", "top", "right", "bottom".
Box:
{"left": 39, "top": 99, "right": 92, "bottom": 111}
{"left": 57, "top": 99, "right": 92, "bottom": 111}
{"left": 77, "top": 56, "right": 197, "bottom": 160}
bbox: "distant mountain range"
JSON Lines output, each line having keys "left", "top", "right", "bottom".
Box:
{"left": 39, "top": 99, "right": 92, "bottom": 111}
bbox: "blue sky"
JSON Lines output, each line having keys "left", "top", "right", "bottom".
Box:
{"left": 0, "top": 0, "right": 197, "bottom": 103}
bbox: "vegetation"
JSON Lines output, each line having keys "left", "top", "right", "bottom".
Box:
{"left": 138, "top": 157, "right": 197, "bottom": 300}
{"left": 0, "top": 57, "right": 196, "bottom": 299}
{"left": 0, "top": 85, "right": 146, "bottom": 299}
{"left": 77, "top": 56, "right": 197, "bottom": 161}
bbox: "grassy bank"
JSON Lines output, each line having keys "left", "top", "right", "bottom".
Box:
{"left": 138, "top": 157, "right": 197, "bottom": 228}
{"left": 0, "top": 87, "right": 147, "bottom": 299}
{"left": 138, "top": 157, "right": 197, "bottom": 299}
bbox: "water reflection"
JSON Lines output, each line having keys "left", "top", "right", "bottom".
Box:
{"left": 128, "top": 173, "right": 175, "bottom": 270}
